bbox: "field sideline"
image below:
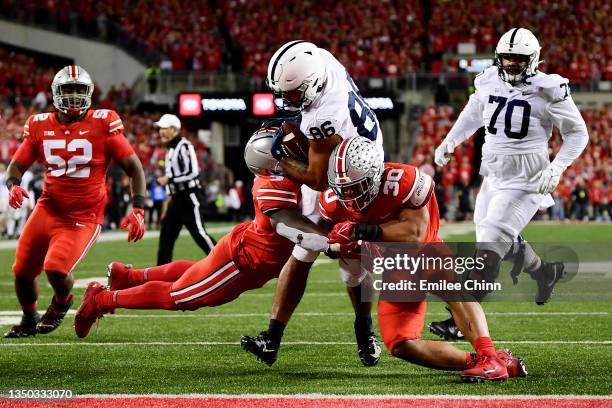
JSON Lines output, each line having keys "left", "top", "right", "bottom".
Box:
{"left": 0, "top": 222, "right": 611, "bottom": 400}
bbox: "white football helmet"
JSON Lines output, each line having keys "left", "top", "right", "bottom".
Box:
{"left": 266, "top": 41, "right": 327, "bottom": 112}
{"left": 51, "top": 65, "right": 94, "bottom": 117}
{"left": 244, "top": 127, "right": 282, "bottom": 176}
{"left": 495, "top": 28, "right": 541, "bottom": 84}
{"left": 328, "top": 137, "right": 384, "bottom": 212}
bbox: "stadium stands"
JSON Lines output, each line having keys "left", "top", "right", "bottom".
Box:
{"left": 2, "top": 0, "right": 608, "bottom": 79}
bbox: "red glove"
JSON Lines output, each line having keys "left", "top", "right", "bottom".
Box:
{"left": 328, "top": 221, "right": 357, "bottom": 244}
{"left": 120, "top": 208, "right": 145, "bottom": 242}
{"left": 8, "top": 185, "right": 29, "bottom": 209}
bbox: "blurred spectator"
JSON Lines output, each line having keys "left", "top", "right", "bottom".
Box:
{"left": 571, "top": 178, "right": 589, "bottom": 221}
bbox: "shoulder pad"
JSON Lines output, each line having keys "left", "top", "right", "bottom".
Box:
{"left": 92, "top": 109, "right": 125, "bottom": 135}
{"left": 474, "top": 66, "right": 498, "bottom": 90}
{"left": 532, "top": 73, "right": 570, "bottom": 102}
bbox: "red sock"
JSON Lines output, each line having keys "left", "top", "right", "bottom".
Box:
{"left": 132, "top": 260, "right": 195, "bottom": 284}
{"left": 472, "top": 336, "right": 496, "bottom": 358}
{"left": 53, "top": 294, "right": 72, "bottom": 305}
{"left": 20, "top": 303, "right": 37, "bottom": 312}
{"left": 95, "top": 281, "right": 177, "bottom": 312}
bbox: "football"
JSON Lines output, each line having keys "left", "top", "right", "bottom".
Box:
{"left": 281, "top": 120, "right": 309, "bottom": 163}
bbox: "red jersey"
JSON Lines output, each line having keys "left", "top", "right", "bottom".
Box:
{"left": 230, "top": 175, "right": 302, "bottom": 268}
{"left": 319, "top": 162, "right": 441, "bottom": 242}
{"left": 13, "top": 109, "right": 134, "bottom": 224}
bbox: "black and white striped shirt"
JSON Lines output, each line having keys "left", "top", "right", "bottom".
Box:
{"left": 165, "top": 136, "right": 200, "bottom": 188}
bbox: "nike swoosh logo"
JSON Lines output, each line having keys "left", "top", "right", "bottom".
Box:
{"left": 79, "top": 130, "right": 89, "bottom": 135}
{"left": 483, "top": 368, "right": 498, "bottom": 374}
{"left": 76, "top": 222, "right": 86, "bottom": 227}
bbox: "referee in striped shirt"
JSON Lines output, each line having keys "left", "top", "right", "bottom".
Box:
{"left": 155, "top": 114, "right": 216, "bottom": 265}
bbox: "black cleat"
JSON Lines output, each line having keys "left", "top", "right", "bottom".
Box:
{"left": 37, "top": 295, "right": 73, "bottom": 334}
{"left": 4, "top": 312, "right": 41, "bottom": 338}
{"left": 356, "top": 332, "right": 381, "bottom": 367}
{"left": 241, "top": 331, "right": 278, "bottom": 367}
{"left": 428, "top": 307, "right": 464, "bottom": 341}
{"left": 532, "top": 262, "right": 566, "bottom": 305}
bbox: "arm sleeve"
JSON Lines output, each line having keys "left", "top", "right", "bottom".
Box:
{"left": 444, "top": 92, "right": 484, "bottom": 146}
{"left": 12, "top": 136, "right": 39, "bottom": 170}
{"left": 255, "top": 178, "right": 301, "bottom": 214}
{"left": 546, "top": 96, "right": 589, "bottom": 171}
{"left": 401, "top": 167, "right": 435, "bottom": 209}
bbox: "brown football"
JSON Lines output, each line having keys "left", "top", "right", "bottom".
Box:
{"left": 281, "top": 121, "right": 309, "bottom": 163}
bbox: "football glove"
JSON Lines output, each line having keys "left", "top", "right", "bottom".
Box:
{"left": 535, "top": 163, "right": 564, "bottom": 194}
{"left": 270, "top": 126, "right": 286, "bottom": 162}
{"left": 8, "top": 185, "right": 29, "bottom": 209}
{"left": 434, "top": 139, "right": 456, "bottom": 167}
{"left": 328, "top": 221, "right": 357, "bottom": 243}
{"left": 120, "top": 208, "right": 145, "bottom": 242}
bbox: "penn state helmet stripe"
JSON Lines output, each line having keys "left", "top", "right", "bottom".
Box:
{"left": 270, "top": 40, "right": 308, "bottom": 83}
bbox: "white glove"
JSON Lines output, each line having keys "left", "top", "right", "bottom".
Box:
{"left": 434, "top": 139, "right": 456, "bottom": 167}
{"left": 536, "top": 163, "right": 564, "bottom": 194}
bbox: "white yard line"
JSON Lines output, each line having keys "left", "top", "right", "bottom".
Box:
{"left": 0, "top": 340, "right": 611, "bottom": 347}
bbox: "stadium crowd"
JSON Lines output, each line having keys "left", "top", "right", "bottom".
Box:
{"left": 1, "top": 0, "right": 610, "bottom": 81}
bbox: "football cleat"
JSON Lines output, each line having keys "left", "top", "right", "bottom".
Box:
{"left": 531, "top": 262, "right": 566, "bottom": 305}
{"left": 37, "top": 295, "right": 73, "bottom": 334}
{"left": 497, "top": 349, "right": 528, "bottom": 378}
{"left": 356, "top": 332, "right": 382, "bottom": 367}
{"left": 428, "top": 308, "right": 464, "bottom": 341}
{"left": 4, "top": 312, "right": 40, "bottom": 338}
{"left": 74, "top": 282, "right": 106, "bottom": 338}
{"left": 107, "top": 262, "right": 134, "bottom": 291}
{"left": 460, "top": 355, "right": 509, "bottom": 383}
{"left": 240, "top": 331, "right": 278, "bottom": 366}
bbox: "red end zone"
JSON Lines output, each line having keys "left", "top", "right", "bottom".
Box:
{"left": 2, "top": 396, "right": 611, "bottom": 408}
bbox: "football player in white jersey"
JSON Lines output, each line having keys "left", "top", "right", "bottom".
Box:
{"left": 430, "top": 28, "right": 589, "bottom": 340}
{"left": 266, "top": 40, "right": 384, "bottom": 191}
{"left": 261, "top": 40, "right": 385, "bottom": 363}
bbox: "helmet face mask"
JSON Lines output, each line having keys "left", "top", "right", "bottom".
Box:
{"left": 330, "top": 177, "right": 378, "bottom": 212}
{"left": 52, "top": 65, "right": 94, "bottom": 118}
{"left": 498, "top": 54, "right": 530, "bottom": 83}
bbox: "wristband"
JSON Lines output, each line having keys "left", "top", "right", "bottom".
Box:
{"left": 354, "top": 223, "right": 382, "bottom": 241}
{"left": 132, "top": 195, "right": 145, "bottom": 209}
{"left": 6, "top": 177, "right": 21, "bottom": 189}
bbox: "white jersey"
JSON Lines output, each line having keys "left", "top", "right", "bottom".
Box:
{"left": 446, "top": 66, "right": 587, "bottom": 158}
{"left": 300, "top": 49, "right": 384, "bottom": 156}
{"left": 445, "top": 66, "right": 588, "bottom": 192}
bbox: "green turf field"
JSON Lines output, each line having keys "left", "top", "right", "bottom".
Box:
{"left": 0, "top": 223, "right": 611, "bottom": 395}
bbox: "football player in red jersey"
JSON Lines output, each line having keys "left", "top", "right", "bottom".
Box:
{"left": 73, "top": 128, "right": 355, "bottom": 339}
{"left": 321, "top": 137, "right": 529, "bottom": 382}
{"left": 4, "top": 65, "right": 146, "bottom": 338}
